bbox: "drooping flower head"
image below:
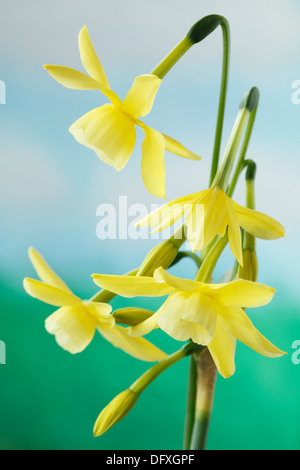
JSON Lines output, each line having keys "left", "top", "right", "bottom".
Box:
{"left": 136, "top": 186, "right": 285, "bottom": 265}
{"left": 44, "top": 25, "right": 201, "bottom": 198}
{"left": 23, "top": 248, "right": 166, "bottom": 362}
{"left": 92, "top": 267, "right": 286, "bottom": 378}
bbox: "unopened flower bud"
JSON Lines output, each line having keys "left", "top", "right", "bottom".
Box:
{"left": 137, "top": 229, "right": 185, "bottom": 277}
{"left": 93, "top": 389, "right": 138, "bottom": 437}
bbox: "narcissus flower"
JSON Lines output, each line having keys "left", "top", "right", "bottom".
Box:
{"left": 136, "top": 186, "right": 285, "bottom": 264}
{"left": 44, "top": 25, "right": 201, "bottom": 198}
{"left": 23, "top": 248, "right": 166, "bottom": 362}
{"left": 92, "top": 267, "right": 286, "bottom": 378}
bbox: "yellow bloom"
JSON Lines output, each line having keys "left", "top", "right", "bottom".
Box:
{"left": 136, "top": 186, "right": 285, "bottom": 264}
{"left": 23, "top": 248, "right": 166, "bottom": 362}
{"left": 92, "top": 267, "right": 286, "bottom": 378}
{"left": 44, "top": 25, "right": 201, "bottom": 198}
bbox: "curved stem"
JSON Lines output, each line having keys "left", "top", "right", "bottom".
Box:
{"left": 131, "top": 342, "right": 204, "bottom": 395}
{"left": 209, "top": 18, "right": 230, "bottom": 185}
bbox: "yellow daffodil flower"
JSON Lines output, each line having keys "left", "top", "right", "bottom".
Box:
{"left": 92, "top": 267, "right": 286, "bottom": 378}
{"left": 23, "top": 248, "right": 166, "bottom": 362}
{"left": 44, "top": 25, "right": 201, "bottom": 198}
{"left": 136, "top": 186, "right": 285, "bottom": 264}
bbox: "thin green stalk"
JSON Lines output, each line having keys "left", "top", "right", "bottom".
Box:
{"left": 196, "top": 234, "right": 229, "bottom": 283}
{"left": 209, "top": 18, "right": 230, "bottom": 185}
{"left": 151, "top": 37, "right": 193, "bottom": 79}
{"left": 183, "top": 355, "right": 197, "bottom": 450}
{"left": 131, "top": 342, "right": 204, "bottom": 395}
{"left": 227, "top": 104, "right": 258, "bottom": 197}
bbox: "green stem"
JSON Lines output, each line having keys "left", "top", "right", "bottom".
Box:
{"left": 209, "top": 18, "right": 230, "bottom": 185}
{"left": 170, "top": 250, "right": 202, "bottom": 270}
{"left": 227, "top": 104, "right": 258, "bottom": 197}
{"left": 131, "top": 343, "right": 204, "bottom": 395}
{"left": 195, "top": 234, "right": 229, "bottom": 283}
{"left": 189, "top": 349, "right": 217, "bottom": 450}
{"left": 183, "top": 355, "right": 197, "bottom": 450}
{"left": 151, "top": 36, "right": 193, "bottom": 79}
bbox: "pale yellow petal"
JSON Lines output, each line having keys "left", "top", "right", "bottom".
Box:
{"left": 232, "top": 201, "right": 285, "bottom": 240}
{"left": 136, "top": 192, "right": 200, "bottom": 232}
{"left": 92, "top": 273, "right": 174, "bottom": 298}
{"left": 203, "top": 188, "right": 229, "bottom": 248}
{"left": 69, "top": 104, "right": 136, "bottom": 171}
{"left": 153, "top": 267, "right": 199, "bottom": 292}
{"left": 227, "top": 198, "right": 243, "bottom": 265}
{"left": 78, "top": 25, "right": 110, "bottom": 88}
{"left": 157, "top": 292, "right": 216, "bottom": 343}
{"left": 122, "top": 74, "right": 161, "bottom": 118}
{"left": 185, "top": 200, "right": 205, "bottom": 252}
{"left": 98, "top": 324, "right": 167, "bottom": 362}
{"left": 208, "top": 315, "right": 237, "bottom": 378}
{"left": 206, "top": 279, "right": 275, "bottom": 308}
{"left": 139, "top": 124, "right": 166, "bottom": 198}
{"left": 85, "top": 301, "right": 114, "bottom": 327}
{"left": 43, "top": 65, "right": 102, "bottom": 90}
{"left": 163, "top": 133, "right": 201, "bottom": 160}
{"left": 158, "top": 316, "right": 212, "bottom": 346}
{"left": 23, "top": 278, "right": 81, "bottom": 307}
{"left": 128, "top": 310, "right": 161, "bottom": 337}
{"left": 28, "top": 247, "right": 72, "bottom": 293}
{"left": 220, "top": 305, "right": 286, "bottom": 358}
{"left": 45, "top": 305, "right": 95, "bottom": 354}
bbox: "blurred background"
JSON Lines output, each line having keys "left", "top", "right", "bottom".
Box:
{"left": 1, "top": 0, "right": 300, "bottom": 450}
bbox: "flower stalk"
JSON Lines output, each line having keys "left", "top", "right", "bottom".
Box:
{"left": 189, "top": 348, "right": 217, "bottom": 450}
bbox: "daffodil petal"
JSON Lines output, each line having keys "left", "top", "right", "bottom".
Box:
{"left": 222, "top": 305, "right": 286, "bottom": 358}
{"left": 232, "top": 201, "right": 285, "bottom": 240}
{"left": 92, "top": 273, "right": 174, "bottom": 298}
{"left": 136, "top": 192, "right": 199, "bottom": 232}
{"left": 227, "top": 199, "right": 243, "bottom": 265}
{"left": 128, "top": 310, "right": 161, "bottom": 337}
{"left": 78, "top": 25, "right": 110, "bottom": 89}
{"left": 158, "top": 315, "right": 211, "bottom": 346}
{"left": 45, "top": 305, "right": 95, "bottom": 354}
{"left": 185, "top": 200, "right": 206, "bottom": 252}
{"left": 69, "top": 104, "right": 136, "bottom": 171}
{"left": 23, "top": 278, "right": 81, "bottom": 307}
{"left": 157, "top": 292, "right": 216, "bottom": 343}
{"left": 203, "top": 188, "right": 228, "bottom": 247}
{"left": 139, "top": 124, "right": 166, "bottom": 198}
{"left": 28, "top": 247, "right": 72, "bottom": 293}
{"left": 208, "top": 315, "right": 236, "bottom": 378}
{"left": 154, "top": 267, "right": 199, "bottom": 292}
{"left": 85, "top": 302, "right": 114, "bottom": 327}
{"left": 207, "top": 279, "right": 275, "bottom": 308}
{"left": 43, "top": 65, "right": 102, "bottom": 90}
{"left": 122, "top": 74, "right": 162, "bottom": 118}
{"left": 163, "top": 133, "right": 201, "bottom": 160}
{"left": 98, "top": 324, "right": 167, "bottom": 362}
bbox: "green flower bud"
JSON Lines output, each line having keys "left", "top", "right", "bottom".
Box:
{"left": 93, "top": 389, "right": 138, "bottom": 437}
{"left": 113, "top": 307, "right": 154, "bottom": 326}
{"left": 137, "top": 229, "right": 185, "bottom": 277}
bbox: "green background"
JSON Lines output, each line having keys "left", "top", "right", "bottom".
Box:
{"left": 1, "top": 277, "right": 299, "bottom": 450}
